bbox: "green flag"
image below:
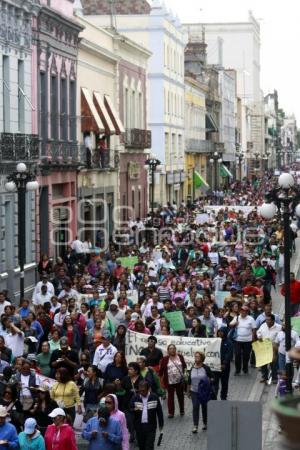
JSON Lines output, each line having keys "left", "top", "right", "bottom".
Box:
{"left": 193, "top": 170, "right": 209, "bottom": 191}
{"left": 220, "top": 164, "right": 233, "bottom": 178}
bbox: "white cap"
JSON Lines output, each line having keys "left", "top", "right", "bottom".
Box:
{"left": 48, "top": 408, "right": 66, "bottom": 418}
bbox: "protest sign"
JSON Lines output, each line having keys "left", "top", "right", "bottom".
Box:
{"left": 291, "top": 317, "right": 300, "bottom": 336}
{"left": 125, "top": 330, "right": 221, "bottom": 371}
{"left": 214, "top": 291, "right": 228, "bottom": 308}
{"left": 205, "top": 205, "right": 255, "bottom": 216}
{"left": 195, "top": 213, "right": 210, "bottom": 225}
{"left": 119, "top": 256, "right": 138, "bottom": 269}
{"left": 164, "top": 311, "right": 186, "bottom": 332}
{"left": 252, "top": 339, "right": 273, "bottom": 367}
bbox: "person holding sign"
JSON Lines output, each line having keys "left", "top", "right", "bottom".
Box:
{"left": 159, "top": 345, "right": 186, "bottom": 418}
{"left": 256, "top": 314, "right": 282, "bottom": 383}
{"left": 230, "top": 305, "right": 256, "bottom": 375}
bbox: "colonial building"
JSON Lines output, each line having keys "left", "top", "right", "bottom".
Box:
{"left": 36, "top": 0, "right": 82, "bottom": 259}
{"left": 83, "top": 0, "right": 186, "bottom": 205}
{"left": 0, "top": 0, "right": 40, "bottom": 299}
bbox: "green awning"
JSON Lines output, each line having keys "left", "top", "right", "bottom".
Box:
{"left": 193, "top": 170, "right": 209, "bottom": 191}
{"left": 220, "top": 164, "right": 233, "bottom": 178}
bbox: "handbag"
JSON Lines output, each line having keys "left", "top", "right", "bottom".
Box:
{"left": 228, "top": 316, "right": 239, "bottom": 341}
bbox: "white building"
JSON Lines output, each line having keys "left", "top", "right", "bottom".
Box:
{"left": 218, "top": 69, "right": 236, "bottom": 163}
{"left": 84, "top": 0, "right": 187, "bottom": 204}
{"left": 281, "top": 115, "right": 298, "bottom": 165}
{"left": 183, "top": 11, "right": 264, "bottom": 173}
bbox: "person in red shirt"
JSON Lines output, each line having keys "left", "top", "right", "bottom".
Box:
{"left": 280, "top": 272, "right": 300, "bottom": 316}
{"left": 113, "top": 260, "right": 125, "bottom": 282}
{"left": 45, "top": 408, "right": 77, "bottom": 450}
{"left": 242, "top": 279, "right": 260, "bottom": 297}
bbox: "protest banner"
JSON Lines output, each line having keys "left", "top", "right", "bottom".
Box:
{"left": 214, "top": 291, "right": 228, "bottom": 308}
{"left": 252, "top": 339, "right": 273, "bottom": 367}
{"left": 119, "top": 256, "right": 138, "bottom": 269}
{"left": 291, "top": 316, "right": 300, "bottom": 336}
{"left": 205, "top": 205, "right": 255, "bottom": 216}
{"left": 125, "top": 330, "right": 221, "bottom": 371}
{"left": 37, "top": 374, "right": 56, "bottom": 388}
{"left": 164, "top": 311, "right": 186, "bottom": 332}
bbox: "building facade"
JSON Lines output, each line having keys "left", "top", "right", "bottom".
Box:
{"left": 0, "top": 0, "right": 40, "bottom": 299}
{"left": 84, "top": 0, "right": 186, "bottom": 205}
{"left": 36, "top": 0, "right": 82, "bottom": 259}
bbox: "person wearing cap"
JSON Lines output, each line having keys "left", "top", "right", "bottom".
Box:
{"left": 0, "top": 405, "right": 18, "bottom": 449}
{"left": 45, "top": 408, "right": 77, "bottom": 450}
{"left": 18, "top": 418, "right": 45, "bottom": 450}
{"left": 93, "top": 332, "right": 117, "bottom": 375}
{"left": 230, "top": 305, "right": 256, "bottom": 375}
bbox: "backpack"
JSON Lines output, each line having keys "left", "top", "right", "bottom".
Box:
{"left": 197, "top": 376, "right": 212, "bottom": 404}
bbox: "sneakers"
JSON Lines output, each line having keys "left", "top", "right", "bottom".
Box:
{"left": 192, "top": 426, "right": 198, "bottom": 434}
{"left": 202, "top": 425, "right": 207, "bottom": 431}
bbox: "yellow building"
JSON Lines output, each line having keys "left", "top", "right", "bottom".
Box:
{"left": 184, "top": 77, "right": 211, "bottom": 200}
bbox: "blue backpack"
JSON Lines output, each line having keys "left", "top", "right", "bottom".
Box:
{"left": 197, "top": 376, "right": 212, "bottom": 404}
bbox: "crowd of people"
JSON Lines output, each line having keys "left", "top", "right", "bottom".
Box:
{"left": 0, "top": 174, "right": 300, "bottom": 449}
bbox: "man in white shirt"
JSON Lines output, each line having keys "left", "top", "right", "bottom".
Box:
{"left": 93, "top": 333, "right": 117, "bottom": 374}
{"left": 33, "top": 285, "right": 52, "bottom": 308}
{"left": 0, "top": 292, "right": 10, "bottom": 316}
{"left": 274, "top": 324, "right": 300, "bottom": 371}
{"left": 32, "top": 276, "right": 55, "bottom": 305}
{"left": 57, "top": 282, "right": 79, "bottom": 301}
{"left": 257, "top": 314, "right": 282, "bottom": 383}
{"left": 230, "top": 305, "right": 256, "bottom": 375}
{"left": 71, "top": 237, "right": 85, "bottom": 264}
{"left": 5, "top": 321, "right": 24, "bottom": 358}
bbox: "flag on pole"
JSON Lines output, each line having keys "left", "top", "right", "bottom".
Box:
{"left": 193, "top": 170, "right": 209, "bottom": 191}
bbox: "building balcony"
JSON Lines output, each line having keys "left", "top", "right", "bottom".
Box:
{"left": 0, "top": 133, "right": 39, "bottom": 162}
{"left": 125, "top": 128, "right": 152, "bottom": 149}
{"left": 79, "top": 145, "right": 119, "bottom": 172}
{"left": 185, "top": 139, "right": 215, "bottom": 153}
{"left": 40, "top": 140, "right": 80, "bottom": 168}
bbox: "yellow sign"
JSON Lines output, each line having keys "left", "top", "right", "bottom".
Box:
{"left": 252, "top": 339, "right": 273, "bottom": 367}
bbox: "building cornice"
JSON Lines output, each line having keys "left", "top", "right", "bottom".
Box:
{"left": 79, "top": 38, "right": 119, "bottom": 64}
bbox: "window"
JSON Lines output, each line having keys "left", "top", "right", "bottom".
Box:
{"left": 18, "top": 60, "right": 25, "bottom": 132}
{"left": 138, "top": 189, "right": 141, "bottom": 218}
{"left": 122, "top": 194, "right": 126, "bottom": 221}
{"left": 125, "top": 88, "right": 130, "bottom": 128}
{"left": 40, "top": 72, "right": 47, "bottom": 142}
{"left": 138, "top": 92, "right": 143, "bottom": 128}
{"left": 69, "top": 80, "right": 76, "bottom": 141}
{"left": 60, "top": 77, "right": 68, "bottom": 141}
{"left": 165, "top": 132, "right": 170, "bottom": 168}
{"left": 25, "top": 192, "right": 33, "bottom": 264}
{"left": 172, "top": 133, "right": 176, "bottom": 168}
{"left": 131, "top": 91, "right": 135, "bottom": 128}
{"left": 51, "top": 75, "right": 58, "bottom": 139}
{"left": 2, "top": 55, "right": 10, "bottom": 132}
{"left": 4, "top": 201, "right": 13, "bottom": 270}
{"left": 132, "top": 189, "right": 135, "bottom": 210}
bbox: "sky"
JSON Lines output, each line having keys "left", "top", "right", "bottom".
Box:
{"left": 158, "top": 0, "right": 300, "bottom": 122}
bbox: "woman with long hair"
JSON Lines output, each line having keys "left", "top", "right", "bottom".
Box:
{"left": 50, "top": 367, "right": 81, "bottom": 424}
{"left": 61, "top": 315, "right": 80, "bottom": 352}
{"left": 113, "top": 325, "right": 126, "bottom": 353}
{"left": 29, "top": 385, "right": 58, "bottom": 435}
{"left": 0, "top": 385, "right": 23, "bottom": 432}
{"left": 104, "top": 351, "right": 128, "bottom": 406}
{"left": 188, "top": 318, "right": 207, "bottom": 338}
{"left": 80, "top": 365, "right": 102, "bottom": 420}
{"left": 38, "top": 254, "right": 52, "bottom": 277}
{"left": 121, "top": 362, "right": 143, "bottom": 444}
{"left": 159, "top": 344, "right": 186, "bottom": 418}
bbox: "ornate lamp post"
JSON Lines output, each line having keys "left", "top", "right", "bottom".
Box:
{"left": 5, "top": 163, "right": 39, "bottom": 301}
{"left": 260, "top": 173, "right": 300, "bottom": 394}
{"left": 145, "top": 158, "right": 161, "bottom": 225}
{"left": 235, "top": 146, "right": 244, "bottom": 182}
{"left": 209, "top": 151, "right": 222, "bottom": 191}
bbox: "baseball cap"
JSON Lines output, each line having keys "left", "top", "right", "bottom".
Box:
{"left": 48, "top": 408, "right": 66, "bottom": 418}
{"left": 24, "top": 418, "right": 37, "bottom": 435}
{"left": 0, "top": 406, "right": 8, "bottom": 417}
{"left": 131, "top": 312, "right": 140, "bottom": 321}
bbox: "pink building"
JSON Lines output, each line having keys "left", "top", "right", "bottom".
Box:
{"left": 36, "top": 0, "right": 82, "bottom": 259}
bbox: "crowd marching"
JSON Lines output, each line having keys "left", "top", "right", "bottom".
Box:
{"left": 0, "top": 173, "right": 300, "bottom": 449}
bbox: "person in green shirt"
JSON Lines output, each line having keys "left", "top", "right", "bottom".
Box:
{"left": 48, "top": 329, "right": 61, "bottom": 353}
{"left": 37, "top": 341, "right": 52, "bottom": 377}
{"left": 252, "top": 260, "right": 266, "bottom": 279}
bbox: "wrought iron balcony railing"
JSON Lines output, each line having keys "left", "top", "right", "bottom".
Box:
{"left": 125, "top": 128, "right": 152, "bottom": 149}
{"left": 0, "top": 133, "right": 40, "bottom": 161}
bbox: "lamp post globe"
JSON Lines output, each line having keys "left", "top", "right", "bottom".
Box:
{"left": 259, "top": 202, "right": 277, "bottom": 219}
{"left": 26, "top": 181, "right": 39, "bottom": 191}
{"left": 16, "top": 162, "right": 27, "bottom": 173}
{"left": 278, "top": 173, "right": 294, "bottom": 189}
{"left": 5, "top": 181, "right": 17, "bottom": 192}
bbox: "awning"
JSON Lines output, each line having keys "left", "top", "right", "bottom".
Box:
{"left": 220, "top": 164, "right": 233, "bottom": 178}
{"left": 193, "top": 170, "right": 209, "bottom": 191}
{"left": 81, "top": 87, "right": 105, "bottom": 133}
{"left": 206, "top": 113, "right": 218, "bottom": 132}
{"left": 104, "top": 95, "right": 125, "bottom": 135}
{"left": 93, "top": 91, "right": 116, "bottom": 135}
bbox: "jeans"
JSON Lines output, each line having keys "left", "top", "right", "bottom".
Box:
{"left": 261, "top": 358, "right": 278, "bottom": 381}
{"left": 136, "top": 426, "right": 156, "bottom": 450}
{"left": 213, "top": 365, "right": 230, "bottom": 400}
{"left": 278, "top": 353, "right": 286, "bottom": 371}
{"left": 191, "top": 391, "right": 207, "bottom": 426}
{"left": 234, "top": 341, "right": 252, "bottom": 373}
{"left": 167, "top": 382, "right": 185, "bottom": 416}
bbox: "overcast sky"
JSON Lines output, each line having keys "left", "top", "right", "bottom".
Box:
{"left": 159, "top": 0, "right": 300, "bottom": 122}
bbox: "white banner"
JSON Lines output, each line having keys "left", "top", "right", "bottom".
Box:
{"left": 205, "top": 205, "right": 255, "bottom": 216}
{"left": 125, "top": 330, "right": 221, "bottom": 371}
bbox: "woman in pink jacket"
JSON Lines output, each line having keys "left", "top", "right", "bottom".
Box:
{"left": 45, "top": 408, "right": 77, "bottom": 450}
{"left": 105, "top": 394, "right": 129, "bottom": 450}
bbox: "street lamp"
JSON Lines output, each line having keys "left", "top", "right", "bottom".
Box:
{"left": 236, "top": 149, "right": 244, "bottom": 182}
{"left": 260, "top": 172, "right": 300, "bottom": 394}
{"left": 145, "top": 158, "right": 161, "bottom": 225}
{"left": 209, "top": 151, "right": 222, "bottom": 191}
{"left": 5, "top": 163, "right": 39, "bottom": 302}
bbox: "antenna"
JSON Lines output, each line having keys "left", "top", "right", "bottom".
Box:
{"left": 109, "top": 0, "right": 117, "bottom": 30}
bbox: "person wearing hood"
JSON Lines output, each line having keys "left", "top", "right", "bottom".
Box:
{"left": 82, "top": 405, "right": 122, "bottom": 450}
{"left": 212, "top": 327, "right": 233, "bottom": 400}
{"left": 106, "top": 300, "right": 125, "bottom": 328}
{"left": 105, "top": 394, "right": 129, "bottom": 450}
{"left": 19, "top": 418, "right": 45, "bottom": 450}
